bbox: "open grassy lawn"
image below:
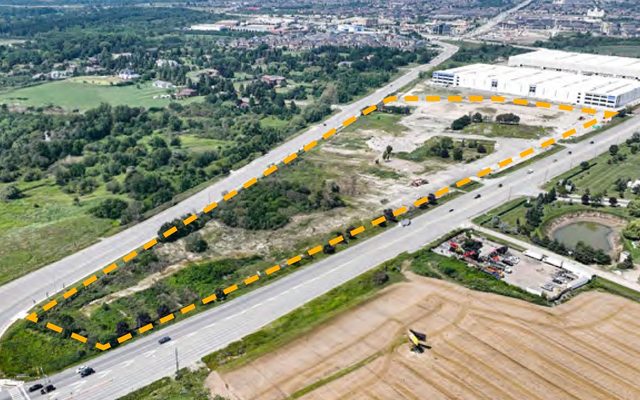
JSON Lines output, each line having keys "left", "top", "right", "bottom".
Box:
{"left": 0, "top": 80, "right": 203, "bottom": 111}
{"left": 343, "top": 112, "right": 408, "bottom": 136}
{"left": 179, "top": 134, "right": 231, "bottom": 153}
{"left": 117, "top": 368, "right": 211, "bottom": 400}
{"left": 545, "top": 143, "right": 640, "bottom": 199}
{"left": 0, "top": 180, "right": 120, "bottom": 285}
{"left": 463, "top": 122, "right": 549, "bottom": 139}
{"left": 397, "top": 137, "right": 495, "bottom": 163}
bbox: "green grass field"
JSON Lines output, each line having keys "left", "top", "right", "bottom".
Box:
{"left": 0, "top": 80, "right": 202, "bottom": 111}
{"left": 179, "top": 134, "right": 231, "bottom": 153}
{"left": 463, "top": 122, "right": 549, "bottom": 139}
{"left": 343, "top": 112, "right": 408, "bottom": 136}
{"left": 0, "top": 180, "right": 121, "bottom": 285}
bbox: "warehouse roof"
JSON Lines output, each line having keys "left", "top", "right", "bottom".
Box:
{"left": 508, "top": 49, "right": 640, "bottom": 80}
{"left": 438, "top": 63, "right": 640, "bottom": 96}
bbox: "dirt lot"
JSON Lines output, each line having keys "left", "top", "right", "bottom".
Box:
{"left": 208, "top": 274, "right": 640, "bottom": 400}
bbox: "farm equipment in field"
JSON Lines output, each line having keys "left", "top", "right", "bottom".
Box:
{"left": 407, "top": 329, "right": 430, "bottom": 353}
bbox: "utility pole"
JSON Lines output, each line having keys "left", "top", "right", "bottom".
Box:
{"left": 175, "top": 347, "right": 179, "bottom": 374}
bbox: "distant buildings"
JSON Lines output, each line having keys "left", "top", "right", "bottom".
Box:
{"left": 175, "top": 88, "right": 197, "bottom": 98}
{"left": 155, "top": 59, "right": 180, "bottom": 68}
{"left": 261, "top": 75, "right": 287, "bottom": 87}
{"left": 153, "top": 80, "right": 175, "bottom": 89}
{"left": 118, "top": 68, "right": 140, "bottom": 80}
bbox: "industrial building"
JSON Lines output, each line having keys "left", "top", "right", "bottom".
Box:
{"left": 508, "top": 49, "right": 640, "bottom": 81}
{"left": 432, "top": 63, "right": 640, "bottom": 108}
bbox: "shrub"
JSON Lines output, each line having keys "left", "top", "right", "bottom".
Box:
{"left": 89, "top": 198, "right": 128, "bottom": 219}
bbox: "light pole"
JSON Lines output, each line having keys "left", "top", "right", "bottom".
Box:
{"left": 175, "top": 347, "right": 179, "bottom": 374}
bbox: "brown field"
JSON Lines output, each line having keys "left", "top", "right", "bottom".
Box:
{"left": 208, "top": 274, "right": 640, "bottom": 400}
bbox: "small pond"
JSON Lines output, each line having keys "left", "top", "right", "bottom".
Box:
{"left": 552, "top": 221, "right": 614, "bottom": 253}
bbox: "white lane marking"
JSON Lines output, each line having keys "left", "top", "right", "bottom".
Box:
{"left": 185, "top": 332, "right": 197, "bottom": 338}
{"left": 143, "top": 350, "right": 156, "bottom": 358}
{"left": 70, "top": 380, "right": 87, "bottom": 389}
{"left": 96, "top": 369, "right": 111, "bottom": 378}
{"left": 122, "top": 359, "right": 136, "bottom": 368}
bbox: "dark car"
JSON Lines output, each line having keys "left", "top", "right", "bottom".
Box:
{"left": 158, "top": 336, "right": 171, "bottom": 345}
{"left": 41, "top": 384, "right": 56, "bottom": 394}
{"left": 28, "top": 384, "right": 43, "bottom": 393}
{"left": 474, "top": 194, "right": 482, "bottom": 199}
{"left": 448, "top": 208, "right": 454, "bottom": 213}
{"left": 80, "top": 367, "right": 95, "bottom": 377}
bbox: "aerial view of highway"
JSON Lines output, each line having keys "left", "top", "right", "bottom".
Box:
{"left": 1, "top": 1, "right": 640, "bottom": 399}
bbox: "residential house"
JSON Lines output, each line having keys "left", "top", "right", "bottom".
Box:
{"left": 153, "top": 80, "right": 175, "bottom": 89}
{"left": 261, "top": 75, "right": 287, "bottom": 87}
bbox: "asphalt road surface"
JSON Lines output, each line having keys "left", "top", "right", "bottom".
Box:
{"left": 6, "top": 110, "right": 640, "bottom": 400}
{"left": 0, "top": 41, "right": 459, "bottom": 337}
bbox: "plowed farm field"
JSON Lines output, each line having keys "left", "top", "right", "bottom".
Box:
{"left": 208, "top": 273, "right": 640, "bottom": 400}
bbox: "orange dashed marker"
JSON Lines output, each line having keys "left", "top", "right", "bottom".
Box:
{"left": 491, "top": 95, "right": 505, "bottom": 103}
{"left": 382, "top": 95, "right": 397, "bottom": 104}
{"left": 223, "top": 190, "right": 238, "bottom": 201}
{"left": 26, "top": 312, "right": 38, "bottom": 323}
{"left": 123, "top": 251, "right": 137, "bottom": 263}
{"left": 283, "top": 153, "right": 298, "bottom": 164}
{"left": 263, "top": 165, "right": 278, "bottom": 177}
{"left": 244, "top": 275, "right": 259, "bottom": 285}
{"left": 393, "top": 206, "right": 407, "bottom": 217}
{"left": 350, "top": 226, "right": 365, "bottom": 236}
{"left": 520, "top": 148, "right": 534, "bottom": 158}
{"left": 303, "top": 141, "right": 317, "bottom": 152}
{"left": 582, "top": 107, "right": 596, "bottom": 115}
{"left": 372, "top": 216, "right": 386, "bottom": 226}
{"left": 448, "top": 95, "right": 462, "bottom": 102}
{"left": 562, "top": 128, "right": 577, "bottom": 139}
{"left": 103, "top": 263, "right": 118, "bottom": 274}
{"left": 583, "top": 119, "right": 597, "bottom": 129}
{"left": 435, "top": 187, "right": 449, "bottom": 198}
{"left": 307, "top": 246, "right": 323, "bottom": 256}
{"left": 46, "top": 322, "right": 62, "bottom": 333}
{"left": 203, "top": 201, "right": 218, "bottom": 213}
{"left": 404, "top": 95, "right": 419, "bottom": 102}
{"left": 329, "top": 236, "right": 344, "bottom": 246}
{"left": 541, "top": 138, "right": 556, "bottom": 148}
{"left": 265, "top": 265, "right": 281, "bottom": 275}
{"left": 414, "top": 197, "right": 428, "bottom": 207}
{"left": 342, "top": 116, "right": 357, "bottom": 127}
{"left": 223, "top": 285, "right": 238, "bottom": 295}
{"left": 159, "top": 313, "right": 175, "bottom": 324}
{"left": 362, "top": 105, "right": 377, "bottom": 115}
{"left": 456, "top": 177, "right": 471, "bottom": 187}
{"left": 604, "top": 110, "right": 618, "bottom": 119}
{"left": 535, "top": 101, "right": 551, "bottom": 108}
{"left": 513, "top": 98, "right": 528, "bottom": 106}
{"left": 63, "top": 288, "right": 78, "bottom": 299}
{"left": 95, "top": 342, "right": 111, "bottom": 351}
{"left": 477, "top": 167, "right": 492, "bottom": 178}
{"left": 469, "top": 95, "right": 483, "bottom": 102}
{"left": 143, "top": 239, "right": 157, "bottom": 251}
{"left": 322, "top": 128, "right": 337, "bottom": 140}
{"left": 139, "top": 323, "right": 153, "bottom": 334}
{"left": 163, "top": 226, "right": 178, "bottom": 238}
{"left": 43, "top": 300, "right": 57, "bottom": 311}
{"left": 180, "top": 304, "right": 196, "bottom": 314}
{"left": 242, "top": 177, "right": 258, "bottom": 189}
{"left": 71, "top": 333, "right": 87, "bottom": 344}
{"left": 559, "top": 104, "right": 573, "bottom": 112}
{"left": 287, "top": 255, "right": 302, "bottom": 265}
{"left": 202, "top": 294, "right": 217, "bottom": 304}
{"left": 498, "top": 158, "right": 512, "bottom": 168}
{"left": 426, "top": 95, "right": 440, "bottom": 102}
{"left": 183, "top": 214, "right": 197, "bottom": 225}
{"left": 117, "top": 333, "right": 132, "bottom": 344}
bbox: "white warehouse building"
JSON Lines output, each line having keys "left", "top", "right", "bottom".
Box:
{"left": 508, "top": 49, "right": 640, "bottom": 81}
{"left": 432, "top": 63, "right": 640, "bottom": 108}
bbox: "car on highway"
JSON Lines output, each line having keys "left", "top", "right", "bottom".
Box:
{"left": 80, "top": 367, "right": 95, "bottom": 377}
{"left": 527, "top": 169, "right": 534, "bottom": 174}
{"left": 400, "top": 219, "right": 411, "bottom": 227}
{"left": 474, "top": 194, "right": 482, "bottom": 199}
{"left": 75, "top": 365, "right": 87, "bottom": 374}
{"left": 158, "top": 336, "right": 172, "bottom": 344}
{"left": 40, "top": 384, "right": 56, "bottom": 394}
{"left": 28, "top": 383, "right": 43, "bottom": 393}
{"left": 449, "top": 208, "right": 454, "bottom": 213}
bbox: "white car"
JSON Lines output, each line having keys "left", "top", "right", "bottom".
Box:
{"left": 75, "top": 365, "right": 87, "bottom": 374}
{"left": 527, "top": 169, "right": 534, "bottom": 174}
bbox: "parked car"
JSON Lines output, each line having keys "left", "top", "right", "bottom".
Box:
{"left": 80, "top": 367, "right": 95, "bottom": 377}
{"left": 28, "top": 384, "right": 43, "bottom": 393}
{"left": 40, "top": 384, "right": 56, "bottom": 394}
{"left": 158, "top": 336, "right": 171, "bottom": 345}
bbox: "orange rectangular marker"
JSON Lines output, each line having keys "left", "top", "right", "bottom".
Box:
{"left": 117, "top": 333, "right": 132, "bottom": 344}
{"left": 513, "top": 98, "right": 528, "bottom": 106}
{"left": 393, "top": 206, "right": 407, "bottom": 217}
{"left": 562, "top": 128, "right": 577, "bottom": 138}
{"left": 491, "top": 95, "right": 505, "bottom": 103}
{"left": 71, "top": 333, "right": 87, "bottom": 343}
{"left": 329, "top": 236, "right": 344, "bottom": 246}
{"left": 383, "top": 95, "right": 397, "bottom": 104}
{"left": 582, "top": 107, "right": 596, "bottom": 115}
{"left": 242, "top": 177, "right": 258, "bottom": 189}
{"left": 183, "top": 214, "right": 197, "bottom": 225}
{"left": 498, "top": 158, "right": 512, "bottom": 168}
{"left": 469, "top": 95, "right": 483, "bottom": 102}
{"left": 223, "top": 284, "right": 238, "bottom": 295}
{"left": 559, "top": 104, "right": 573, "bottom": 112}
{"left": 342, "top": 116, "right": 357, "bottom": 127}
{"left": 123, "top": 251, "right": 137, "bottom": 263}
{"left": 103, "top": 263, "right": 118, "bottom": 274}
{"left": 307, "top": 246, "right": 323, "bottom": 256}
{"left": 46, "top": 322, "right": 62, "bottom": 333}
{"left": 180, "top": 304, "right": 196, "bottom": 314}
{"left": 362, "top": 105, "right": 377, "bottom": 115}
{"left": 203, "top": 202, "right": 218, "bottom": 213}
{"left": 163, "top": 226, "right": 178, "bottom": 238}
{"left": 456, "top": 177, "right": 471, "bottom": 187}
{"left": 223, "top": 190, "right": 238, "bottom": 201}
{"left": 477, "top": 168, "right": 492, "bottom": 178}
{"left": 159, "top": 314, "right": 175, "bottom": 324}
{"left": 83, "top": 275, "right": 98, "bottom": 287}
{"left": 244, "top": 275, "right": 259, "bottom": 285}
{"left": 303, "top": 141, "right": 318, "bottom": 152}
{"left": 604, "top": 110, "right": 618, "bottom": 119}
{"left": 435, "top": 187, "right": 449, "bottom": 198}
{"left": 143, "top": 239, "right": 157, "bottom": 250}
{"left": 414, "top": 197, "right": 428, "bottom": 207}
{"left": 425, "top": 95, "right": 440, "bottom": 102}
{"left": 202, "top": 294, "right": 217, "bottom": 304}
{"left": 350, "top": 226, "right": 365, "bottom": 236}
{"left": 95, "top": 342, "right": 111, "bottom": 351}
{"left": 283, "top": 153, "right": 298, "bottom": 164}
{"left": 404, "top": 95, "right": 419, "bottom": 102}
{"left": 583, "top": 119, "right": 597, "bottom": 129}
{"left": 43, "top": 300, "right": 57, "bottom": 311}
{"left": 520, "top": 148, "right": 534, "bottom": 158}
{"left": 372, "top": 216, "right": 386, "bottom": 226}
{"left": 322, "top": 128, "right": 337, "bottom": 140}
{"left": 536, "top": 101, "right": 551, "bottom": 108}
{"left": 265, "top": 265, "right": 281, "bottom": 275}
{"left": 263, "top": 165, "right": 278, "bottom": 177}
{"left": 448, "top": 95, "right": 462, "bottom": 102}
{"left": 138, "top": 323, "right": 153, "bottom": 334}
{"left": 26, "top": 312, "right": 38, "bottom": 323}
{"left": 541, "top": 138, "right": 556, "bottom": 148}
{"left": 63, "top": 288, "right": 77, "bottom": 299}
{"left": 287, "top": 255, "right": 302, "bottom": 265}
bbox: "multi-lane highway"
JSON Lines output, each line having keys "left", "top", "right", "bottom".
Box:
{"left": 0, "top": 41, "right": 459, "bottom": 337}
{"left": 8, "top": 105, "right": 640, "bottom": 400}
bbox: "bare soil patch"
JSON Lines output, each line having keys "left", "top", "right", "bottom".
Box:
{"left": 208, "top": 273, "right": 640, "bottom": 400}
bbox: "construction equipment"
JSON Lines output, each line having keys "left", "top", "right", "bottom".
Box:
{"left": 407, "top": 329, "right": 429, "bottom": 353}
